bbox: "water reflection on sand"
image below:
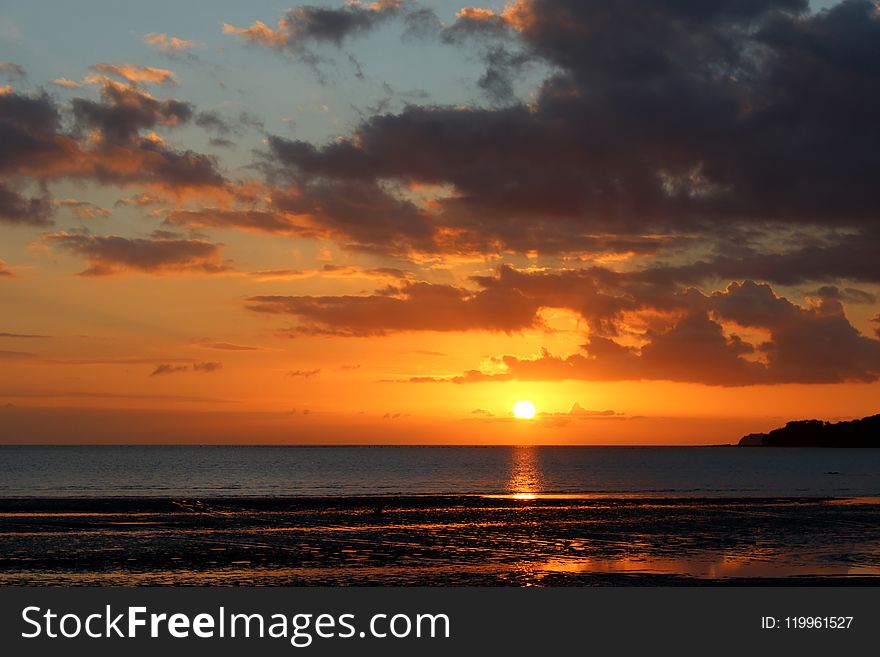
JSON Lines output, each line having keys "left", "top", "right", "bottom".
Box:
{"left": 540, "top": 554, "right": 880, "bottom": 579}
{"left": 2, "top": 495, "right": 880, "bottom": 585}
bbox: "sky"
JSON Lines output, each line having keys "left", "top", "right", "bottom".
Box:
{"left": 1, "top": 0, "right": 879, "bottom": 444}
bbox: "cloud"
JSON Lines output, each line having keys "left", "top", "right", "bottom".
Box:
{"left": 257, "top": 0, "right": 880, "bottom": 269}
{"left": 534, "top": 402, "right": 624, "bottom": 426}
{"left": 44, "top": 231, "right": 232, "bottom": 276}
{"left": 0, "top": 181, "right": 53, "bottom": 225}
{"left": 0, "top": 91, "right": 64, "bottom": 175}
{"left": 51, "top": 77, "right": 82, "bottom": 89}
{"left": 151, "top": 361, "right": 222, "bottom": 376}
{"left": 115, "top": 192, "right": 164, "bottom": 207}
{"left": 195, "top": 110, "right": 233, "bottom": 135}
{"left": 72, "top": 79, "right": 192, "bottom": 143}
{"left": 224, "top": 1, "right": 407, "bottom": 52}
{"left": 0, "top": 61, "right": 25, "bottom": 80}
{"left": 193, "top": 340, "right": 262, "bottom": 351}
{"left": 150, "top": 363, "right": 189, "bottom": 376}
{"left": 446, "top": 280, "right": 880, "bottom": 386}
{"left": 164, "top": 207, "right": 302, "bottom": 234}
{"left": 90, "top": 63, "right": 178, "bottom": 85}
{"left": 246, "top": 261, "right": 880, "bottom": 385}
{"left": 246, "top": 279, "right": 542, "bottom": 336}
{"left": 55, "top": 198, "right": 109, "bottom": 219}
{"left": 0, "top": 349, "right": 37, "bottom": 359}
{"left": 193, "top": 361, "right": 223, "bottom": 373}
{"left": 287, "top": 368, "right": 320, "bottom": 378}
{"left": 0, "top": 260, "right": 17, "bottom": 278}
{"left": 46, "top": 356, "right": 197, "bottom": 366}
{"left": 808, "top": 285, "right": 876, "bottom": 305}
{"left": 0, "top": 332, "right": 49, "bottom": 338}
{"left": 143, "top": 33, "right": 199, "bottom": 54}
{"left": 0, "top": 89, "right": 230, "bottom": 201}
{"left": 0, "top": 391, "right": 231, "bottom": 403}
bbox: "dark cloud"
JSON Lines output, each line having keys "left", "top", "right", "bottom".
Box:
{"left": 0, "top": 92, "right": 65, "bottom": 176}
{"left": 259, "top": 0, "right": 880, "bottom": 278}
{"left": 0, "top": 61, "right": 26, "bottom": 80}
{"left": 0, "top": 260, "right": 16, "bottom": 278}
{"left": 0, "top": 332, "right": 49, "bottom": 338}
{"left": 246, "top": 279, "right": 542, "bottom": 336}
{"left": 193, "top": 361, "right": 223, "bottom": 373}
{"left": 0, "top": 181, "right": 53, "bottom": 225}
{"left": 195, "top": 110, "right": 262, "bottom": 138}
{"left": 44, "top": 231, "right": 232, "bottom": 276}
{"left": 195, "top": 110, "right": 230, "bottom": 134}
{"left": 151, "top": 361, "right": 222, "bottom": 376}
{"left": 0, "top": 88, "right": 228, "bottom": 201}
{"left": 224, "top": 1, "right": 408, "bottom": 52}
{"left": 209, "top": 137, "right": 236, "bottom": 148}
{"left": 287, "top": 369, "right": 321, "bottom": 378}
{"left": 72, "top": 80, "right": 192, "bottom": 144}
{"left": 409, "top": 7, "right": 531, "bottom": 104}
{"left": 164, "top": 207, "right": 302, "bottom": 234}
{"left": 194, "top": 340, "right": 261, "bottom": 351}
{"left": 628, "top": 231, "right": 880, "bottom": 286}
{"left": 151, "top": 363, "right": 189, "bottom": 376}
{"left": 809, "top": 285, "right": 876, "bottom": 305}
{"left": 475, "top": 46, "right": 532, "bottom": 104}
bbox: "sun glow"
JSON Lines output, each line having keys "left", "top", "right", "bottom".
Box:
{"left": 513, "top": 400, "right": 536, "bottom": 419}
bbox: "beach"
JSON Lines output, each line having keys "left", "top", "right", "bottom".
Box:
{"left": 2, "top": 495, "right": 879, "bottom": 586}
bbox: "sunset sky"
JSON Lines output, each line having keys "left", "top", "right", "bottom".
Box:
{"left": 2, "top": 0, "right": 879, "bottom": 444}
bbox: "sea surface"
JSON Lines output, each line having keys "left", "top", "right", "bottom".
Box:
{"left": 3, "top": 446, "right": 880, "bottom": 585}
{"left": 2, "top": 445, "right": 880, "bottom": 498}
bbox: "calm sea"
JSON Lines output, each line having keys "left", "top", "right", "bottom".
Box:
{"left": 2, "top": 445, "right": 880, "bottom": 498}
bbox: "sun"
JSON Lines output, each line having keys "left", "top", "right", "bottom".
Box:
{"left": 513, "top": 400, "right": 536, "bottom": 419}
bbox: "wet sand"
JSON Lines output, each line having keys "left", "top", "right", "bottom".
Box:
{"left": 1, "top": 496, "right": 879, "bottom": 586}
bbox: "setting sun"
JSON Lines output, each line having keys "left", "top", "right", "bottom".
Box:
{"left": 513, "top": 401, "right": 537, "bottom": 419}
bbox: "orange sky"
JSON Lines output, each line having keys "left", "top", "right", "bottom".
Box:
{"left": 2, "top": 0, "right": 880, "bottom": 444}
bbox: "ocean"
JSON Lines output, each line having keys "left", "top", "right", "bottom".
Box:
{"left": 2, "top": 445, "right": 880, "bottom": 498}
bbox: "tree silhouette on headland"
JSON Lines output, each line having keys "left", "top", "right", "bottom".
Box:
{"left": 740, "top": 414, "right": 880, "bottom": 447}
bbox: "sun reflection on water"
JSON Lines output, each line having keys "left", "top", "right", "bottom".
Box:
{"left": 507, "top": 446, "right": 543, "bottom": 497}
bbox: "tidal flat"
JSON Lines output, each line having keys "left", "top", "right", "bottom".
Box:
{"left": 1, "top": 496, "right": 879, "bottom": 586}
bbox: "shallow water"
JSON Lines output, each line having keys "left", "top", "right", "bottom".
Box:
{"left": 1, "top": 497, "right": 879, "bottom": 585}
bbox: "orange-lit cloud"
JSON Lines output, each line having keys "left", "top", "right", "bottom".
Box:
{"left": 143, "top": 33, "right": 199, "bottom": 54}
{"left": 55, "top": 198, "right": 109, "bottom": 219}
{"left": 0, "top": 260, "right": 17, "bottom": 278}
{"left": 90, "top": 63, "right": 178, "bottom": 85}
{"left": 51, "top": 77, "right": 82, "bottom": 89}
